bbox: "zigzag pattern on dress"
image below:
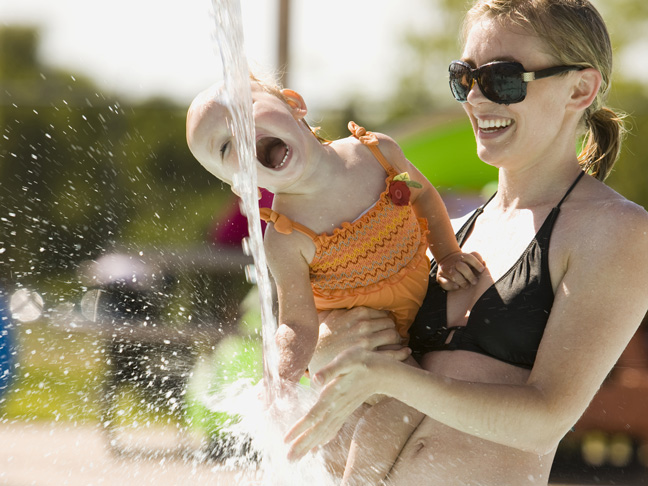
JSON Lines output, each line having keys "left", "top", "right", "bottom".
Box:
{"left": 310, "top": 196, "right": 423, "bottom": 291}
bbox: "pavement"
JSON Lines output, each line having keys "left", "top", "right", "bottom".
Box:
{"left": 0, "top": 421, "right": 261, "bottom": 486}
{"left": 3, "top": 420, "right": 645, "bottom": 486}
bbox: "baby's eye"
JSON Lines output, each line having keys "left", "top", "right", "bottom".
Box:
{"left": 220, "top": 140, "right": 231, "bottom": 158}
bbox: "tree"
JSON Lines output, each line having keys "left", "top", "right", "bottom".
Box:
{"left": 0, "top": 27, "right": 229, "bottom": 299}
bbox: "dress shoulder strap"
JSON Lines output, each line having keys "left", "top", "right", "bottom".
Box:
{"left": 259, "top": 207, "right": 319, "bottom": 240}
{"left": 347, "top": 121, "right": 396, "bottom": 175}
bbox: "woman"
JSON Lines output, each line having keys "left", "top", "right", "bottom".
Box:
{"left": 284, "top": 1, "right": 648, "bottom": 484}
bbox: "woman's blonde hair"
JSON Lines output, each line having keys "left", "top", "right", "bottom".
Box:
{"left": 464, "top": 0, "right": 626, "bottom": 181}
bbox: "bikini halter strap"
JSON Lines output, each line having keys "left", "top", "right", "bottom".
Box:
{"left": 478, "top": 170, "right": 585, "bottom": 214}
{"left": 556, "top": 171, "right": 585, "bottom": 208}
{"left": 259, "top": 207, "right": 319, "bottom": 240}
{"left": 347, "top": 121, "right": 395, "bottom": 175}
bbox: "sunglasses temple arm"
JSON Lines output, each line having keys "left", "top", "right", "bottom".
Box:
{"left": 524, "top": 65, "right": 584, "bottom": 82}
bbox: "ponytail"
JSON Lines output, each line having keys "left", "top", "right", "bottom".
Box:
{"left": 578, "top": 107, "right": 626, "bottom": 181}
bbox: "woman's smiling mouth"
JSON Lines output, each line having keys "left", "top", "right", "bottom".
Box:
{"left": 477, "top": 118, "right": 514, "bottom": 133}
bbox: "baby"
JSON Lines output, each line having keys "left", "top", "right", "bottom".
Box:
{"left": 186, "top": 76, "right": 483, "bottom": 485}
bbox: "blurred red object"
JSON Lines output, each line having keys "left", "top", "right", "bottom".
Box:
{"left": 574, "top": 312, "right": 648, "bottom": 442}
{"left": 209, "top": 189, "right": 274, "bottom": 247}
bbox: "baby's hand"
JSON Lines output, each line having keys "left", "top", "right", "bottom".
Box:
{"left": 436, "top": 251, "right": 484, "bottom": 291}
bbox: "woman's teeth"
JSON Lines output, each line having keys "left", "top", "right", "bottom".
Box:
{"left": 478, "top": 118, "right": 513, "bottom": 131}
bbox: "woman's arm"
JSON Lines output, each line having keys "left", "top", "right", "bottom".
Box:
{"left": 285, "top": 201, "right": 648, "bottom": 458}
{"left": 264, "top": 226, "right": 320, "bottom": 384}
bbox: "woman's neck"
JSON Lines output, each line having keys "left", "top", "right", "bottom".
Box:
{"left": 494, "top": 160, "right": 583, "bottom": 211}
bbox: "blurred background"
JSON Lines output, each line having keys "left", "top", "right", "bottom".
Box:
{"left": 0, "top": 0, "right": 647, "bottom": 484}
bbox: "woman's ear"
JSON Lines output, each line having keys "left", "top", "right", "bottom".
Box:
{"left": 281, "top": 89, "right": 308, "bottom": 119}
{"left": 568, "top": 68, "right": 602, "bottom": 112}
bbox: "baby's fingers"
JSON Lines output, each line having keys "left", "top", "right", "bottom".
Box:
{"left": 436, "top": 272, "right": 460, "bottom": 291}
{"left": 462, "top": 252, "right": 485, "bottom": 273}
{"left": 454, "top": 260, "right": 480, "bottom": 286}
{"left": 437, "top": 267, "right": 471, "bottom": 290}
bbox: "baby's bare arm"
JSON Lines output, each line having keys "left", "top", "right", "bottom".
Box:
{"left": 264, "top": 226, "right": 320, "bottom": 384}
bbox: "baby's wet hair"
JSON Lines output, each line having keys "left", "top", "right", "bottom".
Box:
{"left": 249, "top": 73, "right": 331, "bottom": 144}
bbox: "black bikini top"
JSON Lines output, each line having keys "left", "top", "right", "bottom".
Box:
{"left": 408, "top": 172, "right": 585, "bottom": 369}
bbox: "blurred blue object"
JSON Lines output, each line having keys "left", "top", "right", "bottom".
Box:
{"left": 0, "top": 288, "right": 15, "bottom": 397}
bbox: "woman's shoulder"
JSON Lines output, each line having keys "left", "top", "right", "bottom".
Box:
{"left": 580, "top": 179, "right": 648, "bottom": 227}
{"left": 566, "top": 178, "right": 648, "bottom": 252}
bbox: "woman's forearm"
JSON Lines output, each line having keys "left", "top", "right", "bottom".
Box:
{"left": 380, "top": 362, "right": 569, "bottom": 454}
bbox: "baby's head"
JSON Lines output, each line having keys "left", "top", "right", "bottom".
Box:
{"left": 186, "top": 82, "right": 237, "bottom": 185}
{"left": 186, "top": 76, "right": 327, "bottom": 191}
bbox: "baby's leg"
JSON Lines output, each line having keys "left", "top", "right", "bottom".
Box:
{"left": 341, "top": 397, "right": 424, "bottom": 486}
{"left": 317, "top": 403, "right": 370, "bottom": 480}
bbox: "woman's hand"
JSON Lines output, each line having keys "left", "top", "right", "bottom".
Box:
{"left": 284, "top": 345, "right": 410, "bottom": 461}
{"left": 437, "top": 251, "right": 484, "bottom": 290}
{"left": 308, "top": 307, "right": 406, "bottom": 377}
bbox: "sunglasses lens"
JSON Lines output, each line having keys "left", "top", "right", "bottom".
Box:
{"left": 480, "top": 63, "right": 526, "bottom": 104}
{"left": 449, "top": 62, "right": 472, "bottom": 102}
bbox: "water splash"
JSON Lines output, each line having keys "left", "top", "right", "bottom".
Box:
{"left": 207, "top": 3, "right": 339, "bottom": 484}
{"left": 199, "top": 378, "right": 338, "bottom": 486}
{"left": 211, "top": 0, "right": 278, "bottom": 398}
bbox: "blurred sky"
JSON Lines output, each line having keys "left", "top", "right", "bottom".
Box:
{"left": 0, "top": 0, "right": 436, "bottom": 111}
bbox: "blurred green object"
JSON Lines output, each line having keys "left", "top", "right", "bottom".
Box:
{"left": 184, "top": 288, "right": 264, "bottom": 438}
{"left": 184, "top": 287, "right": 311, "bottom": 440}
{"left": 398, "top": 119, "right": 498, "bottom": 192}
{"left": 184, "top": 334, "right": 263, "bottom": 438}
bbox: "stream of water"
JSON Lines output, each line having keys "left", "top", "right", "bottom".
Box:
{"left": 211, "top": 0, "right": 278, "bottom": 399}
{"left": 208, "top": 2, "right": 338, "bottom": 484}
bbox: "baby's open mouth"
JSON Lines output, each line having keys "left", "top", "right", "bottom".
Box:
{"left": 256, "top": 137, "right": 290, "bottom": 169}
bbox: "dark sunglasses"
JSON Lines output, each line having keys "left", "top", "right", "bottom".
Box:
{"left": 449, "top": 60, "right": 585, "bottom": 104}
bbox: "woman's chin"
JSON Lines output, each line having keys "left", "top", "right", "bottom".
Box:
{"left": 475, "top": 149, "right": 505, "bottom": 169}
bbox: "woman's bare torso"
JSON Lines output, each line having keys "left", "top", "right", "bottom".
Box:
{"left": 313, "top": 179, "right": 623, "bottom": 485}
{"left": 386, "top": 202, "right": 569, "bottom": 485}
{"left": 387, "top": 350, "right": 556, "bottom": 486}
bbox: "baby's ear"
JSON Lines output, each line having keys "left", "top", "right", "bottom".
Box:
{"left": 281, "top": 89, "right": 308, "bottom": 119}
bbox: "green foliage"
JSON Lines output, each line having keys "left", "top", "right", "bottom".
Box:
{"left": 0, "top": 26, "right": 231, "bottom": 296}
{"left": 605, "top": 81, "right": 648, "bottom": 209}
{"left": 398, "top": 118, "right": 497, "bottom": 191}
{"left": 1, "top": 322, "right": 104, "bottom": 422}
{"left": 0, "top": 27, "right": 39, "bottom": 80}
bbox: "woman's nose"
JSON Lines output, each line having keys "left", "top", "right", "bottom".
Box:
{"left": 466, "top": 79, "right": 488, "bottom": 104}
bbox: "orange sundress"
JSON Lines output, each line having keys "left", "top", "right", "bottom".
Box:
{"left": 260, "top": 122, "right": 430, "bottom": 339}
